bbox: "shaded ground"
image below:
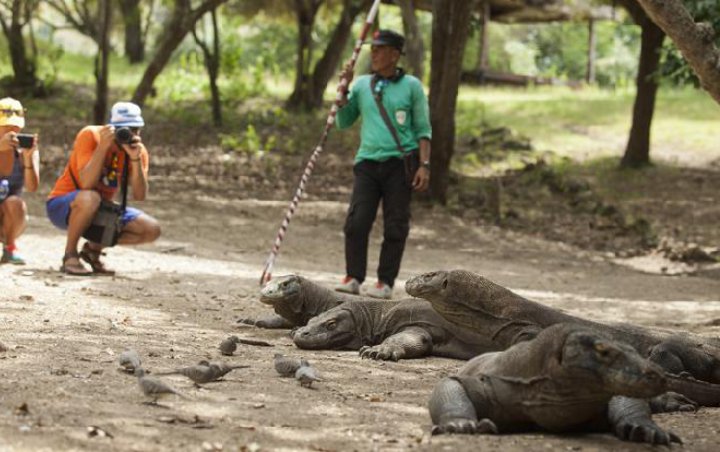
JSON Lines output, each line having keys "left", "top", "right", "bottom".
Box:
{"left": 2, "top": 103, "right": 720, "bottom": 450}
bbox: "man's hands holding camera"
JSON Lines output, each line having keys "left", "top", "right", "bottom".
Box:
{"left": 116, "top": 127, "right": 142, "bottom": 162}
{"left": 99, "top": 124, "right": 142, "bottom": 160}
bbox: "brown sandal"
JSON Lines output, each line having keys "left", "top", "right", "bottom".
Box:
{"left": 79, "top": 243, "right": 116, "bottom": 276}
{"left": 61, "top": 252, "right": 92, "bottom": 276}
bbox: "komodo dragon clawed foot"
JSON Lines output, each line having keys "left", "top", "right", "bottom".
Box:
{"left": 615, "top": 422, "right": 681, "bottom": 445}
{"left": 431, "top": 418, "right": 498, "bottom": 435}
{"left": 359, "top": 345, "right": 402, "bottom": 361}
{"left": 649, "top": 391, "right": 698, "bottom": 413}
{"left": 609, "top": 394, "right": 683, "bottom": 445}
{"left": 236, "top": 315, "right": 294, "bottom": 329}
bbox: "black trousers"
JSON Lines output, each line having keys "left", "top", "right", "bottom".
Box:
{"left": 344, "top": 158, "right": 411, "bottom": 287}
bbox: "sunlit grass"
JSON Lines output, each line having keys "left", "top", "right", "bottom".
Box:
{"left": 456, "top": 85, "right": 720, "bottom": 165}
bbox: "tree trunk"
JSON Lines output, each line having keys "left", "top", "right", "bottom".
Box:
{"left": 193, "top": 8, "right": 222, "bottom": 126}
{"left": 0, "top": 0, "right": 38, "bottom": 89}
{"left": 621, "top": 18, "right": 665, "bottom": 168}
{"left": 634, "top": 0, "right": 720, "bottom": 105}
{"left": 428, "top": 0, "right": 477, "bottom": 203}
{"left": 132, "top": 0, "right": 229, "bottom": 107}
{"left": 586, "top": 19, "right": 596, "bottom": 84}
{"left": 397, "top": 0, "right": 424, "bottom": 79}
{"left": 119, "top": 0, "right": 145, "bottom": 64}
{"left": 476, "top": 0, "right": 489, "bottom": 71}
{"left": 287, "top": 0, "right": 323, "bottom": 110}
{"left": 93, "top": 0, "right": 111, "bottom": 124}
{"left": 208, "top": 9, "right": 221, "bottom": 126}
{"left": 306, "top": 0, "right": 371, "bottom": 109}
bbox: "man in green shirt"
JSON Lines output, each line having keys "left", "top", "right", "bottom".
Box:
{"left": 334, "top": 29, "right": 432, "bottom": 299}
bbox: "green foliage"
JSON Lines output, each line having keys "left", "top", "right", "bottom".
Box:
{"left": 221, "top": 15, "right": 296, "bottom": 76}
{"left": 464, "top": 19, "right": 640, "bottom": 87}
{"left": 35, "top": 41, "right": 65, "bottom": 91}
{"left": 221, "top": 123, "right": 278, "bottom": 156}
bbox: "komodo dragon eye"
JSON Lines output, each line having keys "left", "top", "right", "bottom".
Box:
{"left": 325, "top": 320, "right": 337, "bottom": 331}
{"left": 594, "top": 342, "right": 612, "bottom": 358}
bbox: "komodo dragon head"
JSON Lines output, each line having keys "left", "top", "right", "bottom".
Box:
{"left": 559, "top": 328, "right": 667, "bottom": 398}
{"left": 291, "top": 307, "right": 362, "bottom": 350}
{"left": 405, "top": 269, "right": 511, "bottom": 302}
{"left": 405, "top": 270, "right": 450, "bottom": 299}
{"left": 260, "top": 275, "right": 303, "bottom": 306}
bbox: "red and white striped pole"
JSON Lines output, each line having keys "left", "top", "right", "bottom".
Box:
{"left": 259, "top": 0, "right": 382, "bottom": 285}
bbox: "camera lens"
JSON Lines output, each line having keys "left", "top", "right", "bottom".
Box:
{"left": 115, "top": 127, "right": 133, "bottom": 145}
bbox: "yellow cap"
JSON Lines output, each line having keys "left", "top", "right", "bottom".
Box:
{"left": 0, "top": 97, "right": 25, "bottom": 128}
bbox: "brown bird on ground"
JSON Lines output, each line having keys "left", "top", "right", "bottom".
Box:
{"left": 274, "top": 353, "right": 307, "bottom": 377}
{"left": 219, "top": 336, "right": 239, "bottom": 356}
{"left": 135, "top": 368, "right": 186, "bottom": 403}
{"left": 118, "top": 349, "right": 141, "bottom": 373}
{"left": 295, "top": 362, "right": 322, "bottom": 388}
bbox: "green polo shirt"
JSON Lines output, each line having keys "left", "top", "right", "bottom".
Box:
{"left": 336, "top": 73, "right": 432, "bottom": 163}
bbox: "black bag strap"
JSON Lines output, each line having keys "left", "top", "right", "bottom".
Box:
{"left": 68, "top": 149, "right": 130, "bottom": 210}
{"left": 371, "top": 75, "right": 406, "bottom": 155}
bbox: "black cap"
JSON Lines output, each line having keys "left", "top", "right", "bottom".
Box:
{"left": 370, "top": 29, "right": 405, "bottom": 52}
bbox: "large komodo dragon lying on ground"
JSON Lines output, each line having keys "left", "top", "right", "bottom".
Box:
{"left": 407, "top": 269, "right": 720, "bottom": 406}
{"left": 238, "top": 275, "right": 414, "bottom": 329}
{"left": 291, "top": 299, "right": 497, "bottom": 360}
{"left": 429, "top": 323, "right": 681, "bottom": 445}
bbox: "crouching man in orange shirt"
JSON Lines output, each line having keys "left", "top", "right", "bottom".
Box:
{"left": 46, "top": 101, "right": 161, "bottom": 275}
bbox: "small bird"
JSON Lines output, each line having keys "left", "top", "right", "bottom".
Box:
{"left": 156, "top": 363, "right": 219, "bottom": 385}
{"left": 295, "top": 362, "right": 321, "bottom": 388}
{"left": 118, "top": 349, "right": 141, "bottom": 373}
{"left": 274, "top": 353, "right": 306, "bottom": 377}
{"left": 219, "top": 336, "right": 239, "bottom": 356}
{"left": 135, "top": 368, "right": 186, "bottom": 403}
{"left": 208, "top": 361, "right": 250, "bottom": 379}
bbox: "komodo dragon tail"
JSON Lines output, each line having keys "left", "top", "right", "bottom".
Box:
{"left": 666, "top": 374, "right": 720, "bottom": 407}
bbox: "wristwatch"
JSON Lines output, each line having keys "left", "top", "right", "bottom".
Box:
{"left": 421, "top": 160, "right": 431, "bottom": 169}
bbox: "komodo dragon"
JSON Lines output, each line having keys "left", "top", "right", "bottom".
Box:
{"left": 291, "top": 299, "right": 497, "bottom": 360}
{"left": 429, "top": 323, "right": 681, "bottom": 445}
{"left": 238, "top": 274, "right": 414, "bottom": 329}
{"left": 407, "top": 269, "right": 720, "bottom": 406}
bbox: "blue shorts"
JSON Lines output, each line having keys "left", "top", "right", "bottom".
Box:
{"left": 46, "top": 191, "right": 143, "bottom": 230}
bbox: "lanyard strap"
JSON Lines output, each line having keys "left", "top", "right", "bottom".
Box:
{"left": 67, "top": 149, "right": 130, "bottom": 210}
{"left": 370, "top": 75, "right": 406, "bottom": 155}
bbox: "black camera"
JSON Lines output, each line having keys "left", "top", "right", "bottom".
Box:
{"left": 16, "top": 133, "right": 34, "bottom": 149}
{"left": 114, "top": 127, "right": 134, "bottom": 145}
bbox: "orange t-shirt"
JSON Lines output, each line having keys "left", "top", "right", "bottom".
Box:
{"left": 48, "top": 125, "right": 149, "bottom": 200}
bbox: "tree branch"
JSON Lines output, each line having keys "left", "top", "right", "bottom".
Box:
{"left": 635, "top": 0, "right": 720, "bottom": 104}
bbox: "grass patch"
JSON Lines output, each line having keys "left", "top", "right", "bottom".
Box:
{"left": 455, "top": 85, "right": 720, "bottom": 165}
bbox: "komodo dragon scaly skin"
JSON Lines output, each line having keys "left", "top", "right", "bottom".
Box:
{"left": 238, "top": 274, "right": 415, "bottom": 329}
{"left": 292, "top": 299, "right": 498, "bottom": 361}
{"left": 429, "top": 323, "right": 681, "bottom": 445}
{"left": 407, "top": 269, "right": 720, "bottom": 406}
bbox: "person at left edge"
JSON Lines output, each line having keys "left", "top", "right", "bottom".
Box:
{"left": 0, "top": 97, "right": 40, "bottom": 265}
{"left": 46, "top": 101, "right": 161, "bottom": 275}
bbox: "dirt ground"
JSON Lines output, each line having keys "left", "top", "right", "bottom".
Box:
{"left": 1, "top": 176, "right": 719, "bottom": 451}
